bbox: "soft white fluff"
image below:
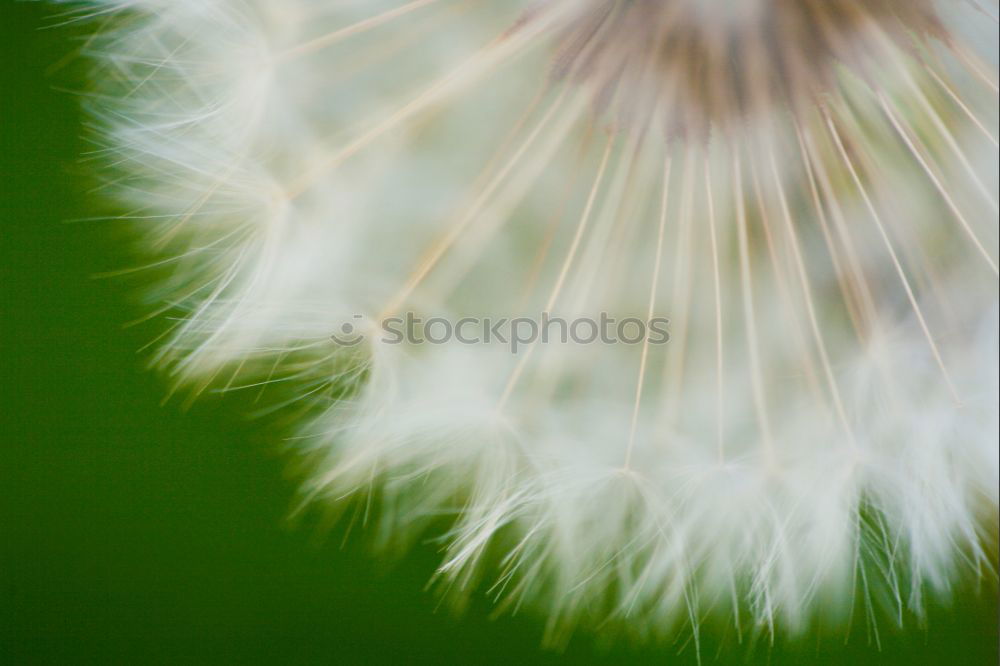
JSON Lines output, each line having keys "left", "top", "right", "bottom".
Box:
{"left": 73, "top": 0, "right": 998, "bottom": 644}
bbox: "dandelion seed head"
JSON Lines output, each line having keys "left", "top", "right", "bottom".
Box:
{"left": 68, "top": 0, "right": 999, "bottom": 648}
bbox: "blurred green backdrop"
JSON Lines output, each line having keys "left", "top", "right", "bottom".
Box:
{"left": 1, "top": 3, "right": 996, "bottom": 664}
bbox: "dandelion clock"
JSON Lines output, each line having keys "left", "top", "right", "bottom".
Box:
{"left": 69, "top": 0, "right": 998, "bottom": 651}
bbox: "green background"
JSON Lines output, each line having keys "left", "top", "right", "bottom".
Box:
{"left": 1, "top": 3, "right": 996, "bottom": 663}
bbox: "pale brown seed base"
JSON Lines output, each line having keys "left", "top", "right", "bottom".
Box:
{"left": 547, "top": 0, "right": 944, "bottom": 139}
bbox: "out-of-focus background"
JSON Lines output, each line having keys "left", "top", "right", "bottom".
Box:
{"left": 1, "top": 4, "right": 996, "bottom": 664}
